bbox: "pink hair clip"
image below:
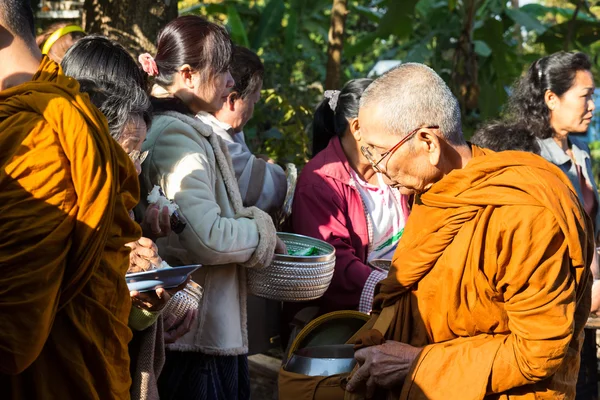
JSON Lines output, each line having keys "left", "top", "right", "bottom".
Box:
{"left": 139, "top": 53, "right": 159, "bottom": 77}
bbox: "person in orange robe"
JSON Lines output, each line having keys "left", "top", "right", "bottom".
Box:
{"left": 345, "top": 63, "right": 592, "bottom": 399}
{"left": 0, "top": 2, "right": 141, "bottom": 399}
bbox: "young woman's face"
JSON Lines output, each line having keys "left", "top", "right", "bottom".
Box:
{"left": 549, "top": 70, "right": 596, "bottom": 135}
{"left": 192, "top": 70, "right": 235, "bottom": 113}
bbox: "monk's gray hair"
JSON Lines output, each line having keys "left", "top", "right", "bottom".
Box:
{"left": 360, "top": 63, "right": 465, "bottom": 145}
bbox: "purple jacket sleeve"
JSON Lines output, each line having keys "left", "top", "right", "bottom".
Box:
{"left": 292, "top": 183, "right": 372, "bottom": 310}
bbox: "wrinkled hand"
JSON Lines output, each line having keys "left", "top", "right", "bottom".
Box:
{"left": 142, "top": 204, "right": 171, "bottom": 239}
{"left": 346, "top": 341, "right": 422, "bottom": 398}
{"left": 130, "top": 287, "right": 171, "bottom": 312}
{"left": 127, "top": 237, "right": 162, "bottom": 273}
{"left": 275, "top": 237, "right": 287, "bottom": 255}
{"left": 164, "top": 308, "right": 198, "bottom": 344}
{"left": 129, "top": 277, "right": 190, "bottom": 312}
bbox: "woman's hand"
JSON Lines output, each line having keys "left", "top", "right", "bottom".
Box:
{"left": 164, "top": 309, "right": 198, "bottom": 344}
{"left": 275, "top": 237, "right": 287, "bottom": 255}
{"left": 141, "top": 204, "right": 171, "bottom": 239}
{"left": 129, "top": 278, "right": 190, "bottom": 312}
{"left": 346, "top": 341, "right": 421, "bottom": 398}
{"left": 126, "top": 237, "right": 162, "bottom": 273}
{"left": 130, "top": 287, "right": 171, "bottom": 312}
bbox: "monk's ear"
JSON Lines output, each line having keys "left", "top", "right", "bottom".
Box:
{"left": 417, "top": 128, "right": 441, "bottom": 166}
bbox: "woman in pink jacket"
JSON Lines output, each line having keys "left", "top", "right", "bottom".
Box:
{"left": 291, "top": 79, "right": 411, "bottom": 315}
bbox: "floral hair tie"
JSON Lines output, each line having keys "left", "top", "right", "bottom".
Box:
{"left": 139, "top": 53, "right": 159, "bottom": 77}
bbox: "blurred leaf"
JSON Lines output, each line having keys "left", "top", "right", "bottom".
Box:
{"left": 378, "top": 0, "right": 418, "bottom": 39}
{"left": 251, "top": 0, "right": 286, "bottom": 50}
{"left": 521, "top": 3, "right": 597, "bottom": 22}
{"left": 345, "top": 32, "right": 380, "bottom": 58}
{"left": 264, "top": 127, "right": 283, "bottom": 139}
{"left": 353, "top": 4, "right": 383, "bottom": 22}
{"left": 474, "top": 40, "right": 492, "bottom": 57}
{"left": 285, "top": 9, "right": 299, "bottom": 52}
{"left": 226, "top": 5, "right": 250, "bottom": 48}
{"left": 505, "top": 8, "right": 547, "bottom": 35}
{"left": 415, "top": 0, "right": 447, "bottom": 18}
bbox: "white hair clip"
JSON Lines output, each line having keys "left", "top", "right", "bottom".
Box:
{"left": 324, "top": 90, "right": 341, "bottom": 112}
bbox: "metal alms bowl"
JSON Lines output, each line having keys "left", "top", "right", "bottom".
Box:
{"left": 248, "top": 233, "right": 336, "bottom": 302}
{"left": 284, "top": 344, "right": 357, "bottom": 377}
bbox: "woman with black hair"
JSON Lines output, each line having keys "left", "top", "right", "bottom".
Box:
{"left": 62, "top": 35, "right": 148, "bottom": 90}
{"left": 62, "top": 38, "right": 194, "bottom": 400}
{"left": 506, "top": 51, "right": 598, "bottom": 400}
{"left": 137, "top": 15, "right": 284, "bottom": 400}
{"left": 291, "top": 79, "right": 411, "bottom": 316}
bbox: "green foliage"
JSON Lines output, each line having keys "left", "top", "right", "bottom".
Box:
{"left": 179, "top": 0, "right": 600, "bottom": 167}
{"left": 590, "top": 141, "right": 600, "bottom": 183}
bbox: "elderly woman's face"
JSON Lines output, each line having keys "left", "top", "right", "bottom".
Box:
{"left": 118, "top": 115, "right": 147, "bottom": 175}
{"left": 549, "top": 70, "right": 595, "bottom": 135}
{"left": 358, "top": 106, "right": 442, "bottom": 195}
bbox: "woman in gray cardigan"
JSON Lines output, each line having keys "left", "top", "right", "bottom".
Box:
{"left": 138, "top": 16, "right": 285, "bottom": 400}
{"left": 506, "top": 51, "right": 598, "bottom": 400}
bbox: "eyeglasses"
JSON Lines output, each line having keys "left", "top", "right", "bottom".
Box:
{"left": 360, "top": 125, "right": 439, "bottom": 174}
{"left": 129, "top": 150, "right": 149, "bottom": 164}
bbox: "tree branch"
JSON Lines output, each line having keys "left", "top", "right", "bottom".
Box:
{"left": 565, "top": 0, "right": 583, "bottom": 50}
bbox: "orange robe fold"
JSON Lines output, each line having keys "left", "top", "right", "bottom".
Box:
{"left": 0, "top": 57, "right": 141, "bottom": 399}
{"left": 364, "top": 146, "right": 592, "bottom": 399}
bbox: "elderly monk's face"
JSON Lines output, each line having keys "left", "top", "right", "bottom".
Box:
{"left": 358, "top": 106, "right": 444, "bottom": 195}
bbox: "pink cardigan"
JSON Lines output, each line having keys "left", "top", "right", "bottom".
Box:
{"left": 291, "top": 137, "right": 409, "bottom": 312}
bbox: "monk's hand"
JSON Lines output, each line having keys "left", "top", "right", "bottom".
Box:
{"left": 346, "top": 341, "right": 422, "bottom": 398}
{"left": 142, "top": 204, "right": 171, "bottom": 239}
{"left": 126, "top": 237, "right": 162, "bottom": 273}
{"left": 130, "top": 287, "right": 171, "bottom": 312}
{"left": 164, "top": 309, "right": 198, "bottom": 344}
{"left": 275, "top": 237, "right": 287, "bottom": 255}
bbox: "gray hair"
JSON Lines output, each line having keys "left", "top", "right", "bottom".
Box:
{"left": 360, "top": 63, "right": 464, "bottom": 145}
{"left": 77, "top": 78, "right": 152, "bottom": 141}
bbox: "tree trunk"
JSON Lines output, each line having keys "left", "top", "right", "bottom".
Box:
{"left": 451, "top": 0, "right": 480, "bottom": 114}
{"left": 511, "top": 0, "right": 522, "bottom": 52}
{"left": 324, "top": 0, "right": 348, "bottom": 90}
{"left": 82, "top": 0, "right": 178, "bottom": 55}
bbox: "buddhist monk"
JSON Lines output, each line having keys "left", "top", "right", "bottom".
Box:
{"left": 345, "top": 63, "right": 592, "bottom": 399}
{"left": 0, "top": 1, "right": 141, "bottom": 399}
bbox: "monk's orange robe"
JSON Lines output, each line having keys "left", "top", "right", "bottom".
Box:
{"left": 362, "top": 146, "right": 592, "bottom": 399}
{"left": 0, "top": 57, "right": 141, "bottom": 399}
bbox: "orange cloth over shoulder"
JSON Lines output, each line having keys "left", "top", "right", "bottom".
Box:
{"left": 0, "top": 57, "right": 141, "bottom": 399}
{"left": 359, "top": 145, "right": 593, "bottom": 399}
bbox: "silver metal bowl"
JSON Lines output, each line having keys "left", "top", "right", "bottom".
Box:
{"left": 284, "top": 344, "right": 356, "bottom": 376}
{"left": 248, "top": 233, "right": 336, "bottom": 302}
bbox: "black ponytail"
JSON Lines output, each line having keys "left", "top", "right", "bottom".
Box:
{"left": 311, "top": 78, "right": 373, "bottom": 157}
